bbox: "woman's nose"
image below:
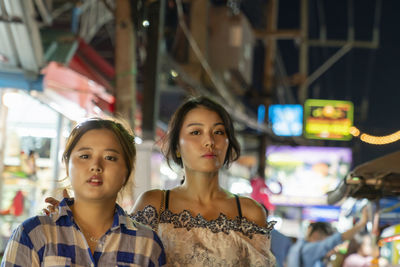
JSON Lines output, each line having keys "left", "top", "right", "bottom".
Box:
{"left": 90, "top": 163, "right": 103, "bottom": 173}
{"left": 204, "top": 134, "right": 215, "bottom": 148}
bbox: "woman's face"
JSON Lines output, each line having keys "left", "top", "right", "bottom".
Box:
{"left": 177, "top": 107, "right": 229, "bottom": 174}
{"left": 68, "top": 129, "right": 128, "bottom": 203}
{"left": 359, "top": 235, "right": 373, "bottom": 257}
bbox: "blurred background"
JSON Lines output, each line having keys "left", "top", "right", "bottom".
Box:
{"left": 1, "top": 0, "right": 400, "bottom": 264}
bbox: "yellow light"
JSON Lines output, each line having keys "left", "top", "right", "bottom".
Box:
{"left": 170, "top": 70, "right": 178, "bottom": 78}
{"left": 349, "top": 126, "right": 360, "bottom": 137}
{"left": 359, "top": 130, "right": 400, "bottom": 145}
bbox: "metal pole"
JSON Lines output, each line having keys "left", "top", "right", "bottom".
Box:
{"left": 142, "top": 0, "right": 165, "bottom": 140}
{"left": 302, "top": 43, "right": 353, "bottom": 90}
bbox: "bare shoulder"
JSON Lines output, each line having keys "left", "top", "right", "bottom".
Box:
{"left": 238, "top": 196, "right": 268, "bottom": 227}
{"left": 130, "top": 189, "right": 164, "bottom": 214}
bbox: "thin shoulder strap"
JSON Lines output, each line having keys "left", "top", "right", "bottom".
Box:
{"left": 165, "top": 189, "right": 170, "bottom": 210}
{"left": 156, "top": 190, "right": 166, "bottom": 231}
{"left": 159, "top": 190, "right": 165, "bottom": 215}
{"left": 235, "top": 194, "right": 243, "bottom": 219}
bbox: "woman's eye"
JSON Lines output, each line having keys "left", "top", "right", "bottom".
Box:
{"left": 190, "top": 130, "right": 200, "bottom": 135}
{"left": 105, "top": 155, "right": 117, "bottom": 161}
{"left": 215, "top": 130, "right": 225, "bottom": 135}
{"left": 79, "top": 154, "right": 89, "bottom": 159}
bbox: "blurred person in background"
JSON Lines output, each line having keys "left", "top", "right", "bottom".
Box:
{"left": 342, "top": 232, "right": 384, "bottom": 267}
{"left": 286, "top": 207, "right": 369, "bottom": 267}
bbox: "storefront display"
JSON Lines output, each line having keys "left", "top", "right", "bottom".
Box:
{"left": 0, "top": 90, "right": 71, "bottom": 253}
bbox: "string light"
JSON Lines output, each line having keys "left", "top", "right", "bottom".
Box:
{"left": 350, "top": 126, "right": 400, "bottom": 145}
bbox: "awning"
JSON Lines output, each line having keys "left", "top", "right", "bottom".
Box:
{"left": 37, "top": 61, "right": 115, "bottom": 121}
{"left": 327, "top": 150, "right": 400, "bottom": 204}
{"left": 0, "top": 70, "right": 43, "bottom": 91}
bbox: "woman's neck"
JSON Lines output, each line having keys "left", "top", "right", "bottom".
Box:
{"left": 180, "top": 170, "right": 225, "bottom": 202}
{"left": 71, "top": 199, "right": 115, "bottom": 236}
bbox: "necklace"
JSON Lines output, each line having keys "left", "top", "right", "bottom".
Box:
{"left": 82, "top": 229, "right": 102, "bottom": 244}
{"left": 87, "top": 234, "right": 100, "bottom": 243}
{"left": 75, "top": 221, "right": 101, "bottom": 243}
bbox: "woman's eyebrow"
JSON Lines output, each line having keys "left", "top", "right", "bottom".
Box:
{"left": 186, "top": 122, "right": 224, "bottom": 127}
{"left": 186, "top": 122, "right": 203, "bottom": 127}
{"left": 104, "top": 148, "right": 121, "bottom": 154}
{"left": 76, "top": 147, "right": 120, "bottom": 154}
{"left": 77, "top": 147, "right": 92, "bottom": 151}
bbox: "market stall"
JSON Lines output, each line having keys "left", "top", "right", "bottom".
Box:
{"left": 327, "top": 150, "right": 400, "bottom": 266}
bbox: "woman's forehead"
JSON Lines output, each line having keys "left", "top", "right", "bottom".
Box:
{"left": 183, "top": 107, "right": 223, "bottom": 124}
{"left": 74, "top": 129, "right": 122, "bottom": 149}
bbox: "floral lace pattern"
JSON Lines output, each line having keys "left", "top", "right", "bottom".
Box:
{"left": 131, "top": 205, "right": 276, "bottom": 266}
{"left": 131, "top": 205, "right": 275, "bottom": 239}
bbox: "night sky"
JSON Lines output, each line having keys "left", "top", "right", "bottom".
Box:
{"left": 275, "top": 0, "right": 400, "bottom": 167}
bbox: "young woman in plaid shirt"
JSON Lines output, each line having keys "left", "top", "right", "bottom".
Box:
{"left": 1, "top": 118, "right": 166, "bottom": 267}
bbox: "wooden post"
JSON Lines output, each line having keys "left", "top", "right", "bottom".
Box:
{"left": 115, "top": 0, "right": 136, "bottom": 127}
{"left": 258, "top": 0, "right": 278, "bottom": 178}
{"left": 298, "top": 0, "right": 309, "bottom": 104}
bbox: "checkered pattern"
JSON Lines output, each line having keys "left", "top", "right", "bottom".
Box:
{"left": 1, "top": 198, "right": 166, "bottom": 267}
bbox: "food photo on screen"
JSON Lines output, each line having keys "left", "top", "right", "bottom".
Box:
{"left": 265, "top": 145, "right": 352, "bottom": 206}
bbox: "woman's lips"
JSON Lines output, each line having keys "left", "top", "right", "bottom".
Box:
{"left": 87, "top": 175, "right": 103, "bottom": 185}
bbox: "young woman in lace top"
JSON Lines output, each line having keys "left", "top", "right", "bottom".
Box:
{"left": 131, "top": 96, "right": 276, "bottom": 266}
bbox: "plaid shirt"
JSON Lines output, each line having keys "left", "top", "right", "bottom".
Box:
{"left": 1, "top": 198, "right": 166, "bottom": 267}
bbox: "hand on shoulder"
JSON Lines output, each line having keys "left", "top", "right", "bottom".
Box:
{"left": 239, "top": 196, "right": 268, "bottom": 228}
{"left": 130, "top": 189, "right": 164, "bottom": 215}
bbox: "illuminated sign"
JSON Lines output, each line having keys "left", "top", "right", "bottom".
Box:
{"left": 266, "top": 145, "right": 352, "bottom": 206}
{"left": 302, "top": 206, "right": 341, "bottom": 222}
{"left": 304, "top": 99, "right": 354, "bottom": 140}
{"left": 268, "top": 104, "right": 303, "bottom": 136}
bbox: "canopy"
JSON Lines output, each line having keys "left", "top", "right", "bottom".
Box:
{"left": 327, "top": 150, "right": 400, "bottom": 204}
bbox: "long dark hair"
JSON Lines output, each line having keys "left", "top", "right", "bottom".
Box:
{"left": 162, "top": 96, "right": 241, "bottom": 168}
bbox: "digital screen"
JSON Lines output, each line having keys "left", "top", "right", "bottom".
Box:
{"left": 266, "top": 145, "right": 352, "bottom": 206}
{"left": 268, "top": 104, "right": 303, "bottom": 136}
{"left": 302, "top": 206, "right": 341, "bottom": 222}
{"left": 304, "top": 99, "right": 353, "bottom": 140}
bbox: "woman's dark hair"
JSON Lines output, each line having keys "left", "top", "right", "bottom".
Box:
{"left": 63, "top": 117, "right": 136, "bottom": 183}
{"left": 162, "top": 96, "right": 241, "bottom": 168}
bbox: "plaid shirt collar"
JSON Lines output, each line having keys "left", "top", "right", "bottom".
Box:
{"left": 53, "top": 198, "right": 134, "bottom": 231}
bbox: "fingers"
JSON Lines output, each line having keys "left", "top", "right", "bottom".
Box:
{"left": 42, "top": 204, "right": 56, "bottom": 216}
{"left": 44, "top": 196, "right": 61, "bottom": 216}
{"left": 42, "top": 209, "right": 50, "bottom": 216}
{"left": 63, "top": 188, "right": 70, "bottom": 198}
{"left": 45, "top": 197, "right": 59, "bottom": 206}
{"left": 47, "top": 204, "right": 57, "bottom": 213}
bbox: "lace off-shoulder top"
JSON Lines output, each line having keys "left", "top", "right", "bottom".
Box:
{"left": 131, "top": 190, "right": 276, "bottom": 267}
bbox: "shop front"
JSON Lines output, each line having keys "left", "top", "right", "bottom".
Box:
{"left": 0, "top": 89, "right": 70, "bottom": 253}
{"left": 0, "top": 57, "right": 115, "bottom": 255}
